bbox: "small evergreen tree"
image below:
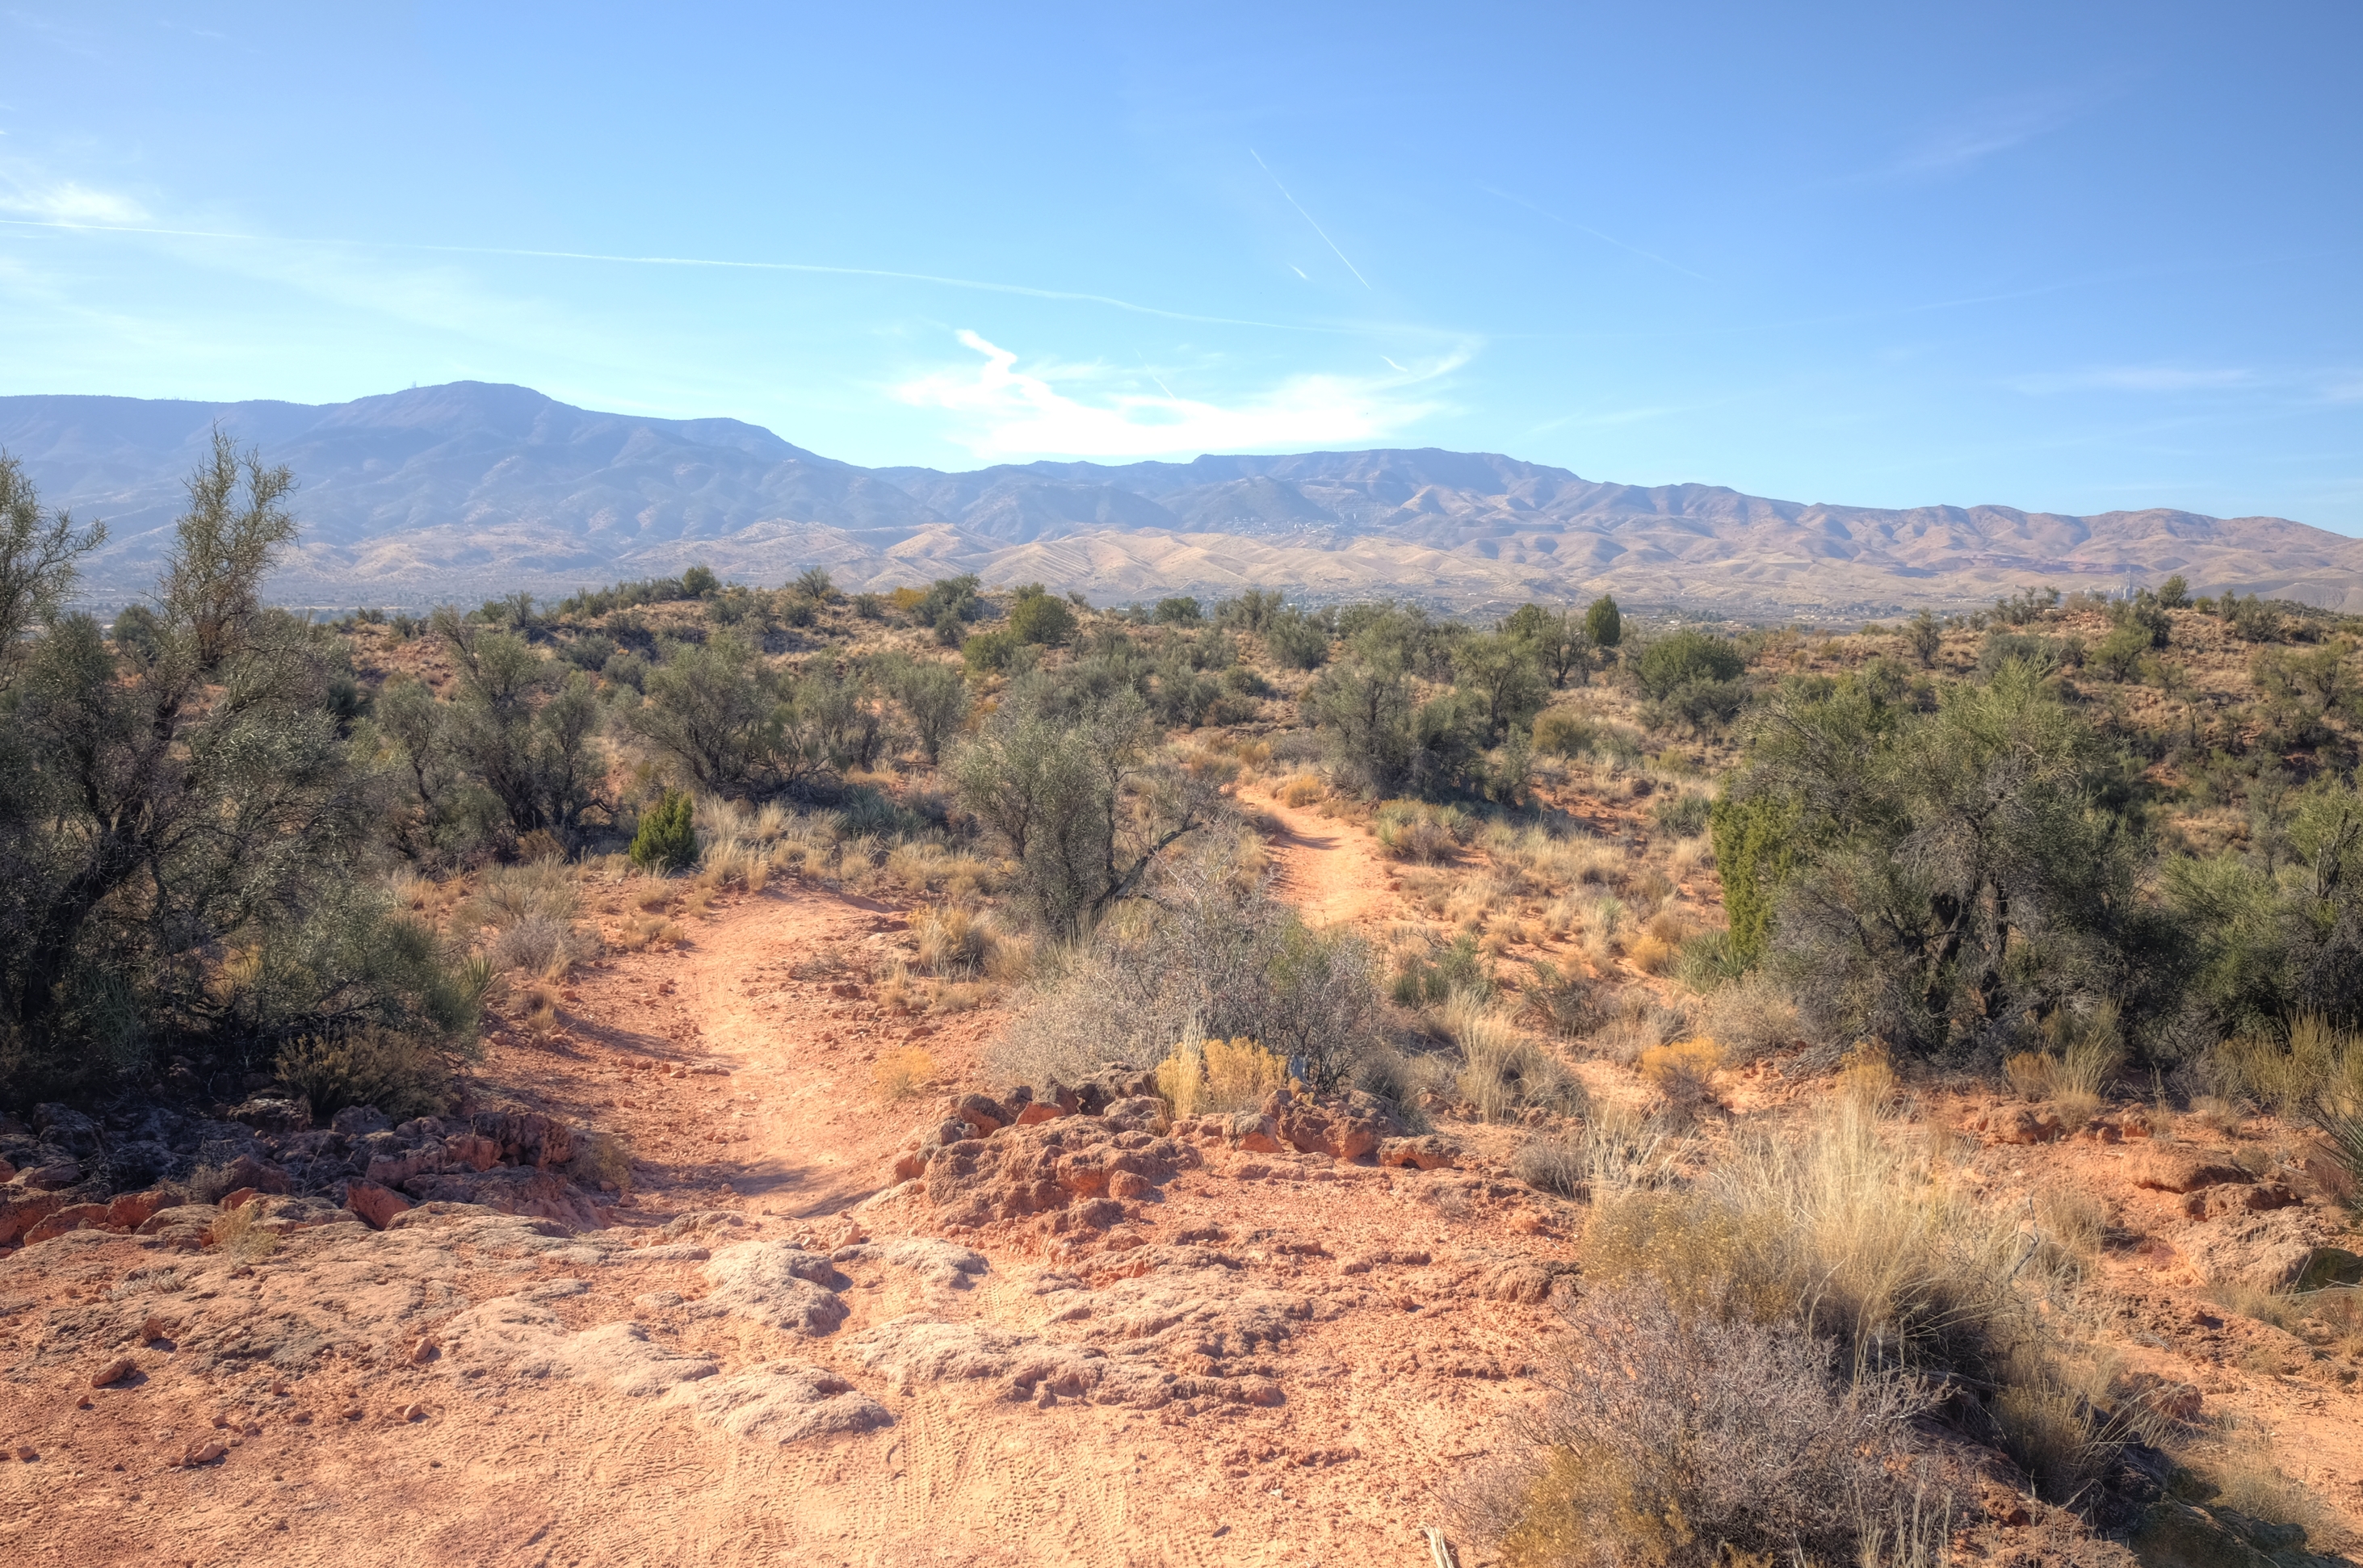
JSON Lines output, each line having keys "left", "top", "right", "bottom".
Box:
{"left": 1584, "top": 593, "right": 1622, "bottom": 651}
{"left": 630, "top": 789, "right": 698, "bottom": 873}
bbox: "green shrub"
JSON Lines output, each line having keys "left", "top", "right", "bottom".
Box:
{"left": 1009, "top": 591, "right": 1077, "bottom": 646}
{"left": 963, "top": 627, "right": 1022, "bottom": 673}
{"left": 1634, "top": 629, "right": 1744, "bottom": 699}
{"left": 1531, "top": 708, "right": 1597, "bottom": 757}
{"left": 1584, "top": 593, "right": 1622, "bottom": 651}
{"left": 630, "top": 789, "right": 697, "bottom": 872}
{"left": 1649, "top": 792, "right": 1710, "bottom": 837}
{"left": 275, "top": 1027, "right": 453, "bottom": 1121}
{"left": 1265, "top": 609, "right": 1329, "bottom": 669}
{"left": 1373, "top": 799, "right": 1470, "bottom": 862}
{"left": 1152, "top": 596, "right": 1202, "bottom": 625}
{"left": 1392, "top": 933, "right": 1492, "bottom": 1005}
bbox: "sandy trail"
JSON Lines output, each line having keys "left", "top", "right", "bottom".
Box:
{"left": 1243, "top": 793, "right": 1397, "bottom": 933}
{"left": 3, "top": 881, "right": 1550, "bottom": 1567}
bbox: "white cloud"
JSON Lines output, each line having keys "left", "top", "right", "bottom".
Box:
{"left": 0, "top": 170, "right": 148, "bottom": 224}
{"left": 896, "top": 330, "right": 1466, "bottom": 459}
{"left": 1883, "top": 86, "right": 2109, "bottom": 182}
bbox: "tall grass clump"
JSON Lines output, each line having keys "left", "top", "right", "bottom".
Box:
{"left": 1445, "top": 993, "right": 1585, "bottom": 1122}
{"left": 1479, "top": 1100, "right": 2138, "bottom": 1563}
{"left": 1154, "top": 1035, "right": 1295, "bottom": 1120}
{"left": 1462, "top": 1282, "right": 1938, "bottom": 1568}
{"left": 1373, "top": 799, "right": 1471, "bottom": 862}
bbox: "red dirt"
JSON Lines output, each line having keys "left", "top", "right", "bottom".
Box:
{"left": 4, "top": 853, "right": 2359, "bottom": 1564}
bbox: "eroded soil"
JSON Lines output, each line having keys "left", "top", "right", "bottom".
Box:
{"left": 2, "top": 819, "right": 2360, "bottom": 1566}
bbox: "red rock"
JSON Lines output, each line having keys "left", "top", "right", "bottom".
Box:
{"left": 1275, "top": 1101, "right": 1387, "bottom": 1162}
{"left": 220, "top": 1187, "right": 262, "bottom": 1211}
{"left": 1974, "top": 1108, "right": 2064, "bottom": 1145}
{"left": 17, "top": 1161, "right": 81, "bottom": 1189}
{"left": 445, "top": 1133, "right": 501, "bottom": 1172}
{"left": 20, "top": 1202, "right": 112, "bottom": 1244}
{"left": 0, "top": 1196, "right": 68, "bottom": 1250}
{"left": 106, "top": 1190, "right": 170, "bottom": 1230}
{"left": 1377, "top": 1136, "right": 1459, "bottom": 1171}
{"left": 1108, "top": 1172, "right": 1153, "bottom": 1201}
{"left": 1014, "top": 1101, "right": 1063, "bottom": 1126}
{"left": 2135, "top": 1154, "right": 2251, "bottom": 1194}
{"left": 343, "top": 1180, "right": 413, "bottom": 1231}
{"left": 953, "top": 1093, "right": 1011, "bottom": 1134}
{"left": 218, "top": 1153, "right": 291, "bottom": 1195}
{"left": 91, "top": 1357, "right": 136, "bottom": 1388}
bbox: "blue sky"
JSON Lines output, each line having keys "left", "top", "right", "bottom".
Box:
{"left": 2, "top": 2, "right": 2358, "bottom": 530}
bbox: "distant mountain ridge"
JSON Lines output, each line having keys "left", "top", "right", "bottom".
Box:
{"left": 4, "top": 381, "right": 2357, "bottom": 616}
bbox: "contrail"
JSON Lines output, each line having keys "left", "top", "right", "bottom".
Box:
{"left": 1250, "top": 149, "right": 1373, "bottom": 292}
{"left": 1477, "top": 185, "right": 1713, "bottom": 285}
{"left": 0, "top": 216, "right": 1344, "bottom": 334}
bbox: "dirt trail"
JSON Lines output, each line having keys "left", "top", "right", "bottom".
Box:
{"left": 1242, "top": 792, "right": 1398, "bottom": 933}
{"left": 2, "top": 883, "right": 1556, "bottom": 1567}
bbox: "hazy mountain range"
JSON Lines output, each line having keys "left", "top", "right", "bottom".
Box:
{"left": 5, "top": 381, "right": 2357, "bottom": 617}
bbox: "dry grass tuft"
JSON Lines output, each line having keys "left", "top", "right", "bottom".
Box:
{"left": 212, "top": 1201, "right": 281, "bottom": 1262}
{"left": 1445, "top": 994, "right": 1585, "bottom": 1122}
{"left": 1276, "top": 772, "right": 1326, "bottom": 807}
{"left": 1373, "top": 799, "right": 1471, "bottom": 863}
{"left": 872, "top": 1047, "right": 937, "bottom": 1102}
{"left": 1155, "top": 1036, "right": 1293, "bottom": 1120}
{"left": 1638, "top": 1038, "right": 1722, "bottom": 1117}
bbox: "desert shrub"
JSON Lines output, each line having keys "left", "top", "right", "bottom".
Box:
{"left": 1303, "top": 656, "right": 1484, "bottom": 799}
{"left": 624, "top": 633, "right": 826, "bottom": 799}
{"left": 1373, "top": 799, "right": 1470, "bottom": 862}
{"left": 951, "top": 683, "right": 1217, "bottom": 937}
{"left": 1152, "top": 596, "right": 1202, "bottom": 626}
{"left": 1454, "top": 631, "right": 1551, "bottom": 740}
{"left": 1670, "top": 929, "right": 1746, "bottom": 991}
{"left": 1633, "top": 629, "right": 1744, "bottom": 698}
{"left": 1689, "top": 971, "right": 1799, "bottom": 1060}
{"left": 913, "top": 903, "right": 1017, "bottom": 978}
{"left": 1469, "top": 1283, "right": 1935, "bottom": 1568}
{"left": 565, "top": 1129, "right": 635, "bottom": 1193}
{"left": 1154, "top": 1036, "right": 1293, "bottom": 1119}
{"left": 274, "top": 1026, "right": 455, "bottom": 1121}
{"left": 1647, "top": 791, "right": 1710, "bottom": 838}
{"left": 1393, "top": 933, "right": 1493, "bottom": 1006}
{"left": 1521, "top": 958, "right": 1601, "bottom": 1038}
{"left": 1008, "top": 589, "right": 1077, "bottom": 647}
{"left": 851, "top": 591, "right": 885, "bottom": 620}
{"left": 962, "top": 627, "right": 1023, "bottom": 673}
{"left": 213, "top": 1200, "right": 282, "bottom": 1261}
{"left": 2001, "top": 1001, "right": 2125, "bottom": 1119}
{"left": 2213, "top": 1017, "right": 2363, "bottom": 1190}
{"left": 1264, "top": 608, "right": 1329, "bottom": 670}
{"left": 1729, "top": 663, "right": 2151, "bottom": 1059}
{"left": 1516, "top": 1107, "right": 1682, "bottom": 1202}
{"left": 0, "top": 442, "right": 482, "bottom": 1096}
{"left": 1275, "top": 772, "right": 1325, "bottom": 807}
{"left": 1583, "top": 594, "right": 1622, "bottom": 652}
{"left": 600, "top": 649, "right": 648, "bottom": 693}
{"left": 631, "top": 789, "right": 698, "bottom": 872}
{"left": 996, "top": 844, "right": 1383, "bottom": 1091}
{"left": 1531, "top": 708, "right": 1597, "bottom": 758}
{"left": 1638, "top": 1038, "right": 1723, "bottom": 1117}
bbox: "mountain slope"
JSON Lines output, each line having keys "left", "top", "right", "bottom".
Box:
{"left": 4, "top": 382, "right": 2356, "bottom": 614}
